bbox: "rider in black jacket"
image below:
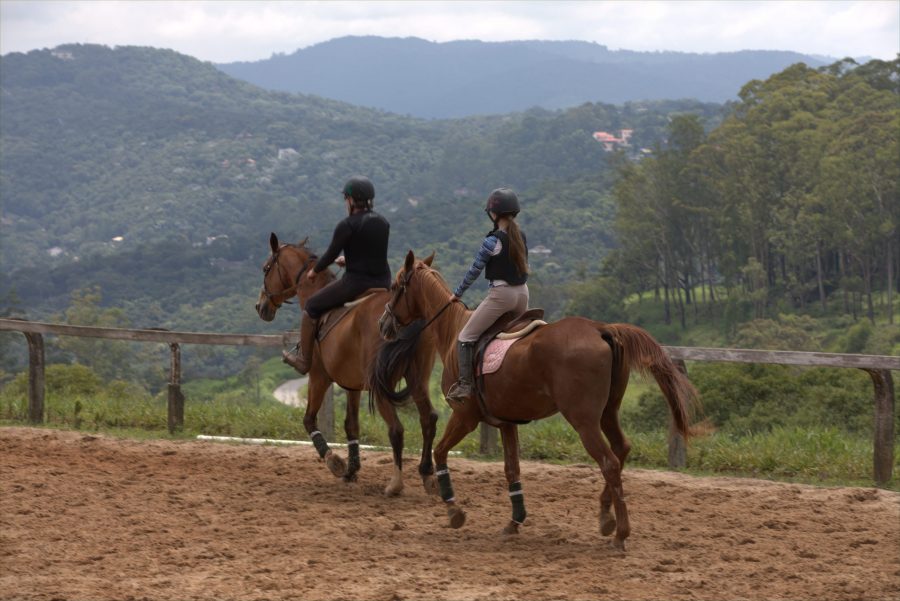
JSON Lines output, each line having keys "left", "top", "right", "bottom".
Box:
{"left": 283, "top": 176, "right": 391, "bottom": 374}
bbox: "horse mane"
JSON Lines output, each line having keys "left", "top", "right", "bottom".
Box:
{"left": 368, "top": 319, "right": 426, "bottom": 408}
{"left": 285, "top": 240, "right": 338, "bottom": 284}
{"left": 368, "top": 260, "right": 444, "bottom": 408}
{"left": 420, "top": 262, "right": 451, "bottom": 291}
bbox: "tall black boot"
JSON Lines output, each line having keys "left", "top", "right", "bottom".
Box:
{"left": 446, "top": 341, "right": 475, "bottom": 404}
{"left": 283, "top": 314, "right": 318, "bottom": 375}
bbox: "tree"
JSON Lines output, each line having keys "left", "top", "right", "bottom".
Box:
{"left": 606, "top": 58, "right": 898, "bottom": 326}
{"left": 819, "top": 67, "right": 900, "bottom": 323}
{"left": 54, "top": 287, "right": 141, "bottom": 382}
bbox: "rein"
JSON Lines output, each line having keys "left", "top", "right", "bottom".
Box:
{"left": 384, "top": 264, "right": 455, "bottom": 335}
{"left": 423, "top": 300, "right": 453, "bottom": 330}
{"left": 264, "top": 252, "right": 318, "bottom": 306}
{"left": 383, "top": 295, "right": 453, "bottom": 342}
{"left": 417, "top": 266, "right": 457, "bottom": 330}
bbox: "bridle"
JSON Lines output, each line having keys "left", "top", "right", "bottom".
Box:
{"left": 382, "top": 264, "right": 453, "bottom": 336}
{"left": 261, "top": 246, "right": 318, "bottom": 308}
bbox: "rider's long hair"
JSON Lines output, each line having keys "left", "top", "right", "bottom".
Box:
{"left": 506, "top": 217, "right": 528, "bottom": 277}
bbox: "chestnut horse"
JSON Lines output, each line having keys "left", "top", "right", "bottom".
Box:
{"left": 255, "top": 234, "right": 439, "bottom": 496}
{"left": 375, "top": 251, "right": 699, "bottom": 550}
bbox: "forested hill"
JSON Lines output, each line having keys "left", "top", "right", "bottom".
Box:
{"left": 218, "top": 36, "right": 829, "bottom": 118}
{"left": 0, "top": 44, "right": 723, "bottom": 337}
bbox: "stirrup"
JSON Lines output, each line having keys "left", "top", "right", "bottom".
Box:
{"left": 446, "top": 380, "right": 473, "bottom": 405}
{"left": 282, "top": 347, "right": 310, "bottom": 374}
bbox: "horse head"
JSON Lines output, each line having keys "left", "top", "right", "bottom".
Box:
{"left": 378, "top": 250, "right": 436, "bottom": 340}
{"left": 255, "top": 232, "right": 317, "bottom": 321}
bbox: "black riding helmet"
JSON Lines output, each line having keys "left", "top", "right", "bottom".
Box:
{"left": 343, "top": 176, "right": 375, "bottom": 207}
{"left": 485, "top": 187, "right": 520, "bottom": 218}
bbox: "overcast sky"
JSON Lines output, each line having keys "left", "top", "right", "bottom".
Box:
{"left": 1, "top": 0, "right": 898, "bottom": 63}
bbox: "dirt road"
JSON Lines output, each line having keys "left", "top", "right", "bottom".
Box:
{"left": 272, "top": 377, "right": 307, "bottom": 408}
{"left": 1, "top": 427, "right": 898, "bottom": 600}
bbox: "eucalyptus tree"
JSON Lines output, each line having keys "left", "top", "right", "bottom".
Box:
{"left": 607, "top": 57, "right": 898, "bottom": 326}
{"left": 819, "top": 60, "right": 900, "bottom": 323}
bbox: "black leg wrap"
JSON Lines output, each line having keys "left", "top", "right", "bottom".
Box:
{"left": 509, "top": 481, "right": 526, "bottom": 524}
{"left": 310, "top": 431, "right": 329, "bottom": 458}
{"left": 347, "top": 441, "right": 361, "bottom": 474}
{"left": 436, "top": 464, "right": 455, "bottom": 503}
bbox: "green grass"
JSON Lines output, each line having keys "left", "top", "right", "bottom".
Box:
{"left": 2, "top": 361, "right": 896, "bottom": 491}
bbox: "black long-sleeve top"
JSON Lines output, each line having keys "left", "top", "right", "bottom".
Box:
{"left": 314, "top": 210, "right": 391, "bottom": 280}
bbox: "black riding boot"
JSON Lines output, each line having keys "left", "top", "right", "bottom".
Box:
{"left": 446, "top": 341, "right": 475, "bottom": 404}
{"left": 283, "top": 315, "right": 318, "bottom": 375}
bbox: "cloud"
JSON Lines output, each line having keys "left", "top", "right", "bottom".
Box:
{"left": 1, "top": 0, "right": 897, "bottom": 63}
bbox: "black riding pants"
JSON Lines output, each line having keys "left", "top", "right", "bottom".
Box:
{"left": 304, "top": 273, "right": 390, "bottom": 319}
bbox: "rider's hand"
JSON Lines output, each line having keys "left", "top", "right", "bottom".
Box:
{"left": 307, "top": 268, "right": 317, "bottom": 281}
{"left": 448, "top": 293, "right": 460, "bottom": 304}
{"left": 335, "top": 256, "right": 346, "bottom": 267}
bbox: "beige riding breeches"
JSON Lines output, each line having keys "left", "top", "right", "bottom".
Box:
{"left": 458, "top": 284, "right": 529, "bottom": 343}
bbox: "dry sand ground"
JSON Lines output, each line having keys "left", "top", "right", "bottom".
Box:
{"left": 1, "top": 426, "right": 898, "bottom": 601}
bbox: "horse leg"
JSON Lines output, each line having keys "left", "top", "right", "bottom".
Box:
{"left": 599, "top": 394, "right": 631, "bottom": 537}
{"left": 374, "top": 396, "right": 405, "bottom": 497}
{"left": 499, "top": 423, "right": 525, "bottom": 535}
{"left": 568, "top": 418, "right": 630, "bottom": 551}
{"left": 434, "top": 409, "right": 480, "bottom": 529}
{"left": 412, "top": 383, "right": 439, "bottom": 495}
{"left": 342, "top": 389, "right": 361, "bottom": 483}
{"left": 303, "top": 372, "right": 346, "bottom": 478}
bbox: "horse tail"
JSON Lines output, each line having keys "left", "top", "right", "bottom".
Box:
{"left": 598, "top": 323, "right": 699, "bottom": 440}
{"left": 368, "top": 319, "right": 427, "bottom": 411}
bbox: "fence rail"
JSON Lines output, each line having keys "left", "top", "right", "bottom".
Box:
{"left": 0, "top": 318, "right": 291, "bottom": 347}
{"left": 666, "top": 346, "right": 900, "bottom": 371}
{"left": 1, "top": 318, "right": 896, "bottom": 484}
{"left": 0, "top": 318, "right": 318, "bottom": 436}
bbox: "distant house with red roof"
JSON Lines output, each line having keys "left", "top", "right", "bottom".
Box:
{"left": 592, "top": 129, "right": 633, "bottom": 151}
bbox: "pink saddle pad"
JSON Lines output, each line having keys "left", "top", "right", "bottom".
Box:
{"left": 479, "top": 338, "right": 519, "bottom": 376}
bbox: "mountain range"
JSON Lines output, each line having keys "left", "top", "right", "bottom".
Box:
{"left": 217, "top": 36, "right": 830, "bottom": 118}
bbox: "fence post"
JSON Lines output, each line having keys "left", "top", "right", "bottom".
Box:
{"left": 480, "top": 423, "right": 498, "bottom": 455}
{"left": 865, "top": 369, "right": 895, "bottom": 486}
{"left": 668, "top": 359, "right": 688, "bottom": 469}
{"left": 167, "top": 342, "right": 184, "bottom": 434}
{"left": 24, "top": 332, "right": 45, "bottom": 424}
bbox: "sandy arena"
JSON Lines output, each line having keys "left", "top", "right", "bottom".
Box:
{"left": 1, "top": 426, "right": 898, "bottom": 601}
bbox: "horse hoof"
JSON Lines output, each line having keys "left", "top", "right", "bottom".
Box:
{"left": 600, "top": 514, "right": 617, "bottom": 537}
{"left": 383, "top": 483, "right": 403, "bottom": 497}
{"left": 343, "top": 472, "right": 358, "bottom": 483}
{"left": 447, "top": 506, "right": 466, "bottom": 529}
{"left": 325, "top": 453, "right": 347, "bottom": 478}
{"left": 609, "top": 537, "right": 626, "bottom": 553}
{"left": 422, "top": 475, "right": 439, "bottom": 496}
{"left": 502, "top": 521, "right": 520, "bottom": 535}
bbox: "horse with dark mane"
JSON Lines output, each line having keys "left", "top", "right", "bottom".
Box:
{"left": 255, "top": 234, "right": 440, "bottom": 496}
{"left": 374, "top": 251, "right": 699, "bottom": 550}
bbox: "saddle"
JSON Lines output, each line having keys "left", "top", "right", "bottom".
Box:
{"left": 471, "top": 308, "right": 546, "bottom": 426}
{"left": 316, "top": 288, "right": 386, "bottom": 342}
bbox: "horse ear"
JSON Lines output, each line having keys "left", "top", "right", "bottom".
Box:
{"left": 423, "top": 251, "right": 435, "bottom": 267}
{"left": 269, "top": 233, "right": 279, "bottom": 253}
{"left": 297, "top": 236, "right": 309, "bottom": 248}
{"left": 404, "top": 250, "right": 415, "bottom": 272}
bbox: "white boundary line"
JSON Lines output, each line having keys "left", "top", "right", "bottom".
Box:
{"left": 196, "top": 434, "right": 461, "bottom": 455}
{"left": 197, "top": 434, "right": 385, "bottom": 450}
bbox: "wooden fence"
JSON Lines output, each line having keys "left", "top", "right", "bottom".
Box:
{"left": 1, "top": 318, "right": 897, "bottom": 484}
{"left": 0, "top": 318, "right": 330, "bottom": 439}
